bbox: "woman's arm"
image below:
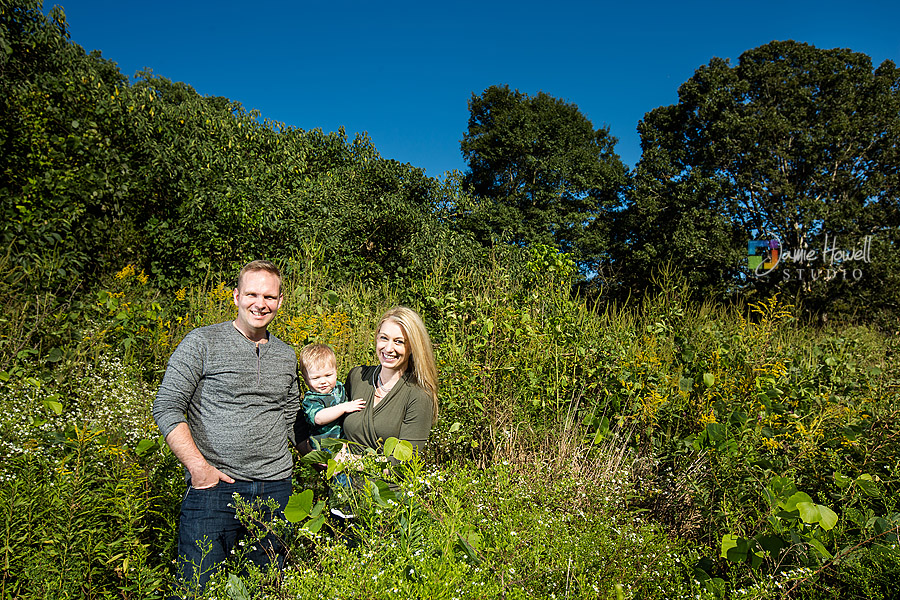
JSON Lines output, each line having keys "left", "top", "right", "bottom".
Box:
{"left": 397, "top": 387, "right": 434, "bottom": 455}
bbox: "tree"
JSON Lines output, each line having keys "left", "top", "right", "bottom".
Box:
{"left": 619, "top": 41, "right": 900, "bottom": 320}
{"left": 458, "top": 85, "right": 627, "bottom": 270}
{"left": 0, "top": 0, "right": 480, "bottom": 290}
{"left": 1, "top": 0, "right": 134, "bottom": 287}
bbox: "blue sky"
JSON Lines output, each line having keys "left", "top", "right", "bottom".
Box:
{"left": 47, "top": 0, "right": 900, "bottom": 178}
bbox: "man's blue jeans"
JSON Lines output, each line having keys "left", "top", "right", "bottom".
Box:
{"left": 177, "top": 478, "right": 292, "bottom": 591}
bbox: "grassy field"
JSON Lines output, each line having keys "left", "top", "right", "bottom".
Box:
{"left": 1, "top": 251, "right": 898, "bottom": 599}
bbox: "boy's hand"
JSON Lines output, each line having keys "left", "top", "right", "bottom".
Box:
{"left": 343, "top": 398, "right": 366, "bottom": 414}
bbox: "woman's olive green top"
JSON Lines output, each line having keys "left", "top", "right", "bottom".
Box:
{"left": 342, "top": 365, "right": 433, "bottom": 455}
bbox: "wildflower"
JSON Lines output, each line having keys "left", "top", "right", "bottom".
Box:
{"left": 699, "top": 412, "right": 717, "bottom": 426}
{"left": 115, "top": 264, "right": 136, "bottom": 280}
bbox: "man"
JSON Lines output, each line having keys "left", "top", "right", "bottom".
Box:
{"left": 153, "top": 260, "right": 300, "bottom": 590}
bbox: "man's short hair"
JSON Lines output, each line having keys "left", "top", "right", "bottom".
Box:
{"left": 299, "top": 343, "right": 336, "bottom": 377}
{"left": 236, "top": 260, "right": 282, "bottom": 294}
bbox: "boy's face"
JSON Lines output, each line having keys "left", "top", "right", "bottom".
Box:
{"left": 304, "top": 361, "right": 338, "bottom": 394}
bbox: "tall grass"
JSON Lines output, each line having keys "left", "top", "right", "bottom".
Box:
{"left": 0, "top": 247, "right": 897, "bottom": 598}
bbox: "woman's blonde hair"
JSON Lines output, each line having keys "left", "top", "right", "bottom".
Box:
{"left": 377, "top": 306, "right": 438, "bottom": 424}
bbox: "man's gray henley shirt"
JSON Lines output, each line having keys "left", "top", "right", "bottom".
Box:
{"left": 153, "top": 321, "right": 301, "bottom": 482}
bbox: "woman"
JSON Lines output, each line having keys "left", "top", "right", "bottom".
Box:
{"left": 341, "top": 306, "right": 438, "bottom": 457}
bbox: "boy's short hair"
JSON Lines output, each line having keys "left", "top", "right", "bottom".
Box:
{"left": 299, "top": 343, "right": 336, "bottom": 377}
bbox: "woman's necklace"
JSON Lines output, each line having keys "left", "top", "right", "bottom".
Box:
{"left": 373, "top": 369, "right": 399, "bottom": 406}
{"left": 377, "top": 373, "right": 396, "bottom": 393}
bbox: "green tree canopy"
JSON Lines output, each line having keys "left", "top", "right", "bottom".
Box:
{"left": 1, "top": 0, "right": 132, "bottom": 284}
{"left": 458, "top": 85, "right": 627, "bottom": 271}
{"left": 619, "top": 41, "right": 900, "bottom": 320}
{"left": 1, "top": 0, "right": 480, "bottom": 291}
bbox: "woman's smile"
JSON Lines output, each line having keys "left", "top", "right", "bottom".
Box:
{"left": 376, "top": 321, "right": 408, "bottom": 372}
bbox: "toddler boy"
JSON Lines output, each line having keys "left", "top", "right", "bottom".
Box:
{"left": 299, "top": 343, "right": 365, "bottom": 450}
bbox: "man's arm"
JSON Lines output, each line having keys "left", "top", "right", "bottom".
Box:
{"left": 154, "top": 329, "right": 234, "bottom": 487}
{"left": 165, "top": 422, "right": 235, "bottom": 488}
